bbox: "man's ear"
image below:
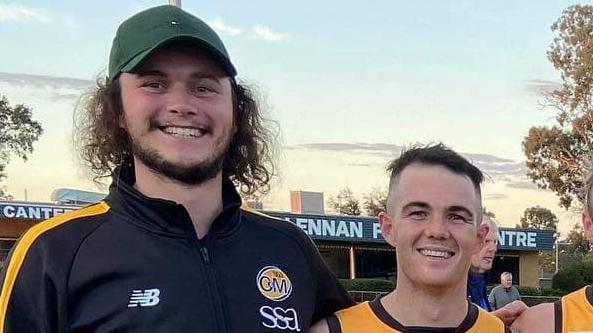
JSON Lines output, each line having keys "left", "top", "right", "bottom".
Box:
{"left": 379, "top": 212, "right": 396, "bottom": 247}
{"left": 582, "top": 212, "right": 593, "bottom": 243}
{"left": 474, "top": 223, "right": 490, "bottom": 254}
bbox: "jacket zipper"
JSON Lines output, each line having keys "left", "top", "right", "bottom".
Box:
{"left": 200, "top": 246, "right": 211, "bottom": 265}
{"left": 196, "top": 238, "right": 230, "bottom": 333}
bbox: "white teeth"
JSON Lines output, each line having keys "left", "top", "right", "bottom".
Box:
{"left": 420, "top": 249, "right": 452, "bottom": 259}
{"left": 162, "top": 126, "right": 204, "bottom": 137}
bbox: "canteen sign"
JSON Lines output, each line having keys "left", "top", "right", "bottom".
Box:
{"left": 0, "top": 202, "right": 75, "bottom": 220}
{"left": 266, "top": 212, "right": 554, "bottom": 251}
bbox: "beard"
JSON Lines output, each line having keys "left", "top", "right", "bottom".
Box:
{"left": 130, "top": 131, "right": 232, "bottom": 186}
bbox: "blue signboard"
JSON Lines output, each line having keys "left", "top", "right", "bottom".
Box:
{"left": 266, "top": 211, "right": 555, "bottom": 251}
{"left": 0, "top": 202, "right": 76, "bottom": 220}
{"left": 0, "top": 201, "right": 555, "bottom": 251}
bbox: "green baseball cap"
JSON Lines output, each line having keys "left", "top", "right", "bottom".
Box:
{"left": 108, "top": 5, "right": 237, "bottom": 80}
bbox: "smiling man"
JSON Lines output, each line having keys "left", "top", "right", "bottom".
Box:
{"left": 0, "top": 5, "right": 353, "bottom": 333}
{"left": 310, "top": 144, "right": 509, "bottom": 333}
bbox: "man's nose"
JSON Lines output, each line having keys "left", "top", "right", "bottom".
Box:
{"left": 166, "top": 86, "right": 198, "bottom": 116}
{"left": 424, "top": 217, "right": 450, "bottom": 239}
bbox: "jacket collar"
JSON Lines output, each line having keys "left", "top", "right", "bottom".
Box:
{"left": 105, "top": 165, "right": 242, "bottom": 238}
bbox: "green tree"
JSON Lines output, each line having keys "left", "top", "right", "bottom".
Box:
{"left": 516, "top": 206, "right": 559, "bottom": 272}
{"left": 523, "top": 5, "right": 593, "bottom": 210}
{"left": 565, "top": 223, "right": 591, "bottom": 257}
{"left": 553, "top": 256, "right": 593, "bottom": 293}
{"left": 517, "top": 206, "right": 559, "bottom": 233}
{"left": 556, "top": 223, "right": 591, "bottom": 272}
{"left": 0, "top": 95, "right": 43, "bottom": 199}
{"left": 328, "top": 187, "right": 361, "bottom": 216}
{"left": 363, "top": 187, "right": 387, "bottom": 216}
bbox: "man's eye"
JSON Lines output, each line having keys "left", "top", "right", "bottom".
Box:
{"left": 193, "top": 85, "right": 214, "bottom": 94}
{"left": 409, "top": 211, "right": 428, "bottom": 219}
{"left": 449, "top": 214, "right": 467, "bottom": 222}
{"left": 143, "top": 81, "right": 165, "bottom": 89}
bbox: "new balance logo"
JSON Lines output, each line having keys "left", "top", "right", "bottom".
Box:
{"left": 128, "top": 288, "right": 160, "bottom": 308}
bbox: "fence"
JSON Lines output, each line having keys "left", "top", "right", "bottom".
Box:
{"left": 347, "top": 290, "right": 560, "bottom": 305}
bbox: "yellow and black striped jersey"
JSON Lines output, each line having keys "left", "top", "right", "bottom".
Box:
{"left": 555, "top": 285, "right": 593, "bottom": 333}
{"left": 328, "top": 296, "right": 509, "bottom": 333}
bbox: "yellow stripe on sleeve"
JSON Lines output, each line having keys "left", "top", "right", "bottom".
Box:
{"left": 0, "top": 201, "right": 110, "bottom": 331}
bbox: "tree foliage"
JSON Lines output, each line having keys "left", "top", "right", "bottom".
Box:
{"left": 516, "top": 206, "right": 559, "bottom": 273}
{"left": 553, "top": 256, "right": 593, "bottom": 293}
{"left": 363, "top": 187, "right": 387, "bottom": 216}
{"left": 523, "top": 5, "right": 593, "bottom": 209}
{"left": 0, "top": 95, "right": 43, "bottom": 199}
{"left": 517, "top": 206, "right": 559, "bottom": 233}
{"left": 328, "top": 187, "right": 361, "bottom": 216}
{"left": 565, "top": 223, "right": 591, "bottom": 256}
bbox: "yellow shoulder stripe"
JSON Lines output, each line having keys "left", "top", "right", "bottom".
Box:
{"left": 0, "top": 201, "right": 110, "bottom": 330}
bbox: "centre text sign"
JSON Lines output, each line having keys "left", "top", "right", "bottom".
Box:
{"left": 0, "top": 203, "right": 555, "bottom": 251}
{"left": 266, "top": 212, "right": 555, "bottom": 251}
{"left": 0, "top": 202, "right": 76, "bottom": 220}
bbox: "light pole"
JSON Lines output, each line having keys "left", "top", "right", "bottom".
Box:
{"left": 554, "top": 240, "right": 560, "bottom": 274}
{"left": 555, "top": 240, "right": 569, "bottom": 273}
{"left": 167, "top": 0, "right": 182, "bottom": 7}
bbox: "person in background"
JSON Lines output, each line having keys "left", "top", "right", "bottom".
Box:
{"left": 467, "top": 216, "right": 527, "bottom": 325}
{"left": 489, "top": 272, "right": 521, "bottom": 311}
{"left": 468, "top": 215, "right": 498, "bottom": 311}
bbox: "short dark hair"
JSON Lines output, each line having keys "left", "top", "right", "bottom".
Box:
{"left": 386, "top": 143, "right": 484, "bottom": 218}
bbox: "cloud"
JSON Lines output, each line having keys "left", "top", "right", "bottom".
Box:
{"left": 525, "top": 79, "right": 561, "bottom": 96}
{"left": 0, "top": 3, "right": 52, "bottom": 23}
{"left": 463, "top": 153, "right": 527, "bottom": 177}
{"left": 208, "top": 18, "right": 242, "bottom": 36}
{"left": 293, "top": 141, "right": 530, "bottom": 178}
{"left": 253, "top": 25, "right": 289, "bottom": 42}
{"left": 344, "top": 162, "right": 378, "bottom": 167}
{"left": 506, "top": 181, "right": 543, "bottom": 190}
{"left": 472, "top": 161, "right": 527, "bottom": 177}
{"left": 298, "top": 142, "right": 402, "bottom": 153}
{"left": 464, "top": 153, "right": 514, "bottom": 164}
{"left": 0, "top": 72, "right": 93, "bottom": 90}
{"left": 486, "top": 193, "right": 508, "bottom": 200}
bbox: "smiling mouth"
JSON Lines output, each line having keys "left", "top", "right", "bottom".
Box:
{"left": 160, "top": 126, "right": 208, "bottom": 138}
{"left": 418, "top": 249, "right": 455, "bottom": 260}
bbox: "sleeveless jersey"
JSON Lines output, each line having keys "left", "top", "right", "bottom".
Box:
{"left": 329, "top": 297, "right": 508, "bottom": 333}
{"left": 556, "top": 285, "right": 593, "bottom": 333}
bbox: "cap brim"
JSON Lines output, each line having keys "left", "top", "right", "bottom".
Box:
{"left": 120, "top": 36, "right": 237, "bottom": 77}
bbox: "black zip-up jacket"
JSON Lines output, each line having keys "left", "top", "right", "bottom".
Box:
{"left": 0, "top": 168, "right": 354, "bottom": 332}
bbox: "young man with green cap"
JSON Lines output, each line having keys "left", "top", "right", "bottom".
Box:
{"left": 0, "top": 5, "right": 353, "bottom": 332}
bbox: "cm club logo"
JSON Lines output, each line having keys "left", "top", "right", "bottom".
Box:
{"left": 257, "top": 266, "right": 293, "bottom": 301}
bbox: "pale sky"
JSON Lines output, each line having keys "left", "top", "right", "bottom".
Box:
{"left": 0, "top": 0, "right": 587, "bottom": 236}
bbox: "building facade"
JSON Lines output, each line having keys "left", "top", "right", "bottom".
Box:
{"left": 0, "top": 201, "right": 554, "bottom": 287}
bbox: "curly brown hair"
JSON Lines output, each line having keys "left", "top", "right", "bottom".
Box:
{"left": 74, "top": 77, "right": 276, "bottom": 195}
